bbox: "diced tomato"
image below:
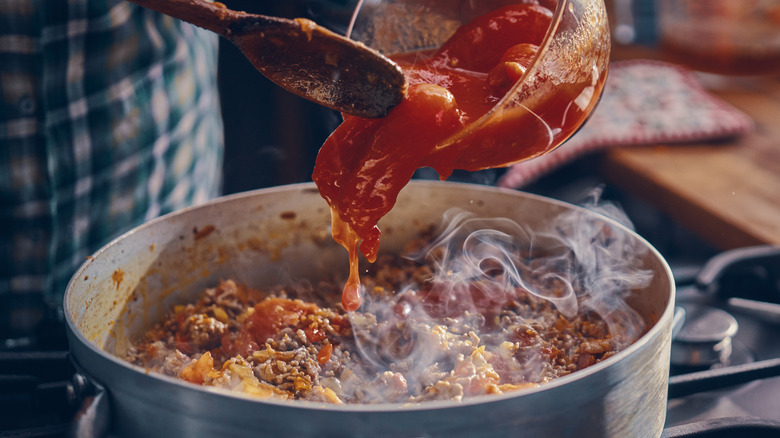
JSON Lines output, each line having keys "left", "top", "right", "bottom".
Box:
{"left": 305, "top": 325, "right": 327, "bottom": 343}
{"left": 488, "top": 43, "right": 540, "bottom": 88}
{"left": 431, "top": 4, "right": 553, "bottom": 72}
{"left": 174, "top": 333, "right": 195, "bottom": 355}
{"left": 245, "top": 298, "right": 318, "bottom": 344}
{"left": 181, "top": 351, "right": 214, "bottom": 384}
{"left": 317, "top": 343, "right": 333, "bottom": 365}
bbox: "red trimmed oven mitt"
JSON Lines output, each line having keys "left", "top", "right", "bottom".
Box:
{"left": 498, "top": 60, "right": 755, "bottom": 189}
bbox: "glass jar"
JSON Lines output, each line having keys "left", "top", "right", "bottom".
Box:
{"left": 346, "top": 0, "right": 612, "bottom": 170}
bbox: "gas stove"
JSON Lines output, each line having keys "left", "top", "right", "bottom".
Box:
{"left": 0, "top": 299, "right": 74, "bottom": 437}
{"left": 662, "top": 245, "right": 780, "bottom": 437}
{"left": 2, "top": 246, "right": 780, "bottom": 438}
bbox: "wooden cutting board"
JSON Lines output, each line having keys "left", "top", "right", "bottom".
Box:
{"left": 601, "top": 46, "right": 780, "bottom": 249}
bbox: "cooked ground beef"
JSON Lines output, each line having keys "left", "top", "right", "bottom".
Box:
{"left": 125, "top": 239, "right": 644, "bottom": 404}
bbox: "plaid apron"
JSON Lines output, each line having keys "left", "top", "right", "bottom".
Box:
{"left": 0, "top": 0, "right": 223, "bottom": 302}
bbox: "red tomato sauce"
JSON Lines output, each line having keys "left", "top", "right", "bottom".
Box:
{"left": 221, "top": 298, "right": 319, "bottom": 356}
{"left": 313, "top": 3, "right": 600, "bottom": 311}
{"left": 245, "top": 298, "right": 318, "bottom": 342}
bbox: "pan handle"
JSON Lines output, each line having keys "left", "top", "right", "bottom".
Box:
{"left": 695, "top": 245, "right": 780, "bottom": 293}
{"left": 69, "top": 370, "right": 111, "bottom": 438}
{"left": 668, "top": 357, "right": 780, "bottom": 399}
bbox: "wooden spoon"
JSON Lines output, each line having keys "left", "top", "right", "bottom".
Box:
{"left": 128, "top": 0, "right": 407, "bottom": 118}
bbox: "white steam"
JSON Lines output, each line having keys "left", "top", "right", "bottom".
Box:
{"left": 345, "top": 193, "right": 653, "bottom": 402}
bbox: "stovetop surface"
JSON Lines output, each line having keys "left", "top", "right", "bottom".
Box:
{"left": 666, "top": 286, "right": 780, "bottom": 427}
{"left": 3, "top": 255, "right": 780, "bottom": 437}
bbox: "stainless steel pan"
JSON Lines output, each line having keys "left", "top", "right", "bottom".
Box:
{"left": 64, "top": 181, "right": 675, "bottom": 438}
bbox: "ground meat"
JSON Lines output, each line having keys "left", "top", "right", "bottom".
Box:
{"left": 376, "top": 371, "right": 409, "bottom": 402}
{"left": 252, "top": 343, "right": 320, "bottom": 394}
{"left": 162, "top": 349, "right": 192, "bottom": 376}
{"left": 125, "top": 239, "right": 644, "bottom": 404}
{"left": 185, "top": 313, "right": 227, "bottom": 349}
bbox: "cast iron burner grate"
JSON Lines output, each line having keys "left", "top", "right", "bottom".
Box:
{"left": 0, "top": 352, "right": 75, "bottom": 438}
{"left": 665, "top": 245, "right": 780, "bottom": 430}
{"left": 0, "top": 299, "right": 75, "bottom": 438}
{"left": 662, "top": 417, "right": 780, "bottom": 438}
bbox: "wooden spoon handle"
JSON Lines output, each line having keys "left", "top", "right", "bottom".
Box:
{"left": 127, "top": 0, "right": 264, "bottom": 37}
{"left": 125, "top": 0, "right": 407, "bottom": 118}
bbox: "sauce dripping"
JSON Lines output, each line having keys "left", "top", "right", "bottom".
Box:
{"left": 330, "top": 210, "right": 364, "bottom": 311}
{"left": 313, "top": 4, "right": 603, "bottom": 311}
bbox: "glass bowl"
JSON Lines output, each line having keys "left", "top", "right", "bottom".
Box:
{"left": 347, "top": 0, "right": 611, "bottom": 171}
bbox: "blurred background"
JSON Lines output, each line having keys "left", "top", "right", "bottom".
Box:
{"left": 217, "top": 0, "right": 351, "bottom": 194}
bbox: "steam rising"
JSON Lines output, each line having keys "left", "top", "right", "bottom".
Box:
{"left": 422, "top": 209, "right": 580, "bottom": 318}
{"left": 344, "top": 193, "right": 653, "bottom": 402}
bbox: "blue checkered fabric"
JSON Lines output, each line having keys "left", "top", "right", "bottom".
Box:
{"left": 0, "top": 0, "right": 224, "bottom": 301}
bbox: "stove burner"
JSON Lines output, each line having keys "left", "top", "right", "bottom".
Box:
{"left": 727, "top": 297, "right": 780, "bottom": 325}
{"left": 665, "top": 245, "right": 780, "bottom": 428}
{"left": 671, "top": 304, "right": 739, "bottom": 368}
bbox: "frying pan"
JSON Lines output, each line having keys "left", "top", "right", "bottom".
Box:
{"left": 65, "top": 181, "right": 675, "bottom": 437}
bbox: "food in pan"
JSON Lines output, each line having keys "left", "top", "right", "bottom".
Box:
{"left": 312, "top": 3, "right": 606, "bottom": 310}
{"left": 125, "top": 215, "right": 649, "bottom": 404}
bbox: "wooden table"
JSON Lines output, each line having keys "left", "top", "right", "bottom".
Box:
{"left": 599, "top": 46, "right": 780, "bottom": 250}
